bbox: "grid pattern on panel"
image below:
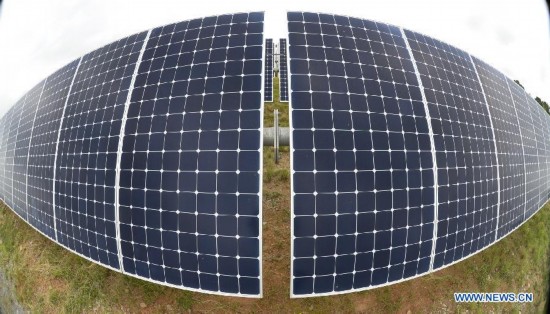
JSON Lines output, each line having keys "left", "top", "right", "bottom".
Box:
{"left": 118, "top": 13, "right": 264, "bottom": 296}
{"left": 404, "top": 30, "right": 499, "bottom": 269}
{"left": 0, "top": 111, "right": 11, "bottom": 201}
{"left": 54, "top": 32, "right": 148, "bottom": 270}
{"left": 279, "top": 38, "right": 289, "bottom": 102}
{"left": 264, "top": 38, "right": 273, "bottom": 101}
{"left": 508, "top": 80, "right": 539, "bottom": 220}
{"left": 12, "top": 82, "right": 44, "bottom": 219}
{"left": 27, "top": 60, "right": 80, "bottom": 238}
{"left": 525, "top": 95, "right": 549, "bottom": 213}
{"left": 4, "top": 99, "right": 26, "bottom": 214}
{"left": 288, "top": 12, "right": 435, "bottom": 296}
{"left": 473, "top": 58, "right": 525, "bottom": 239}
{"left": 538, "top": 101, "right": 550, "bottom": 205}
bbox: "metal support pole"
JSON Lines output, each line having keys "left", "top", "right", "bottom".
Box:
{"left": 274, "top": 109, "right": 279, "bottom": 164}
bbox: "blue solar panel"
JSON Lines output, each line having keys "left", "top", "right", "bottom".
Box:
{"left": 507, "top": 81, "right": 540, "bottom": 220}
{"left": 288, "top": 11, "right": 549, "bottom": 297}
{"left": 27, "top": 60, "right": 80, "bottom": 238}
{"left": 472, "top": 58, "right": 525, "bottom": 239}
{"left": 404, "top": 30, "right": 499, "bottom": 270}
{"left": 0, "top": 107, "right": 15, "bottom": 201}
{"left": 279, "top": 38, "right": 289, "bottom": 102}
{"left": 264, "top": 38, "right": 273, "bottom": 102}
{"left": 4, "top": 98, "right": 26, "bottom": 218}
{"left": 53, "top": 32, "right": 149, "bottom": 270}
{"left": 12, "top": 81, "right": 45, "bottom": 221}
{"left": 289, "top": 12, "right": 436, "bottom": 296}
{"left": 117, "top": 12, "right": 263, "bottom": 297}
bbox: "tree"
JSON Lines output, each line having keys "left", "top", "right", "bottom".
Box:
{"left": 514, "top": 80, "right": 524, "bottom": 89}
{"left": 514, "top": 80, "right": 549, "bottom": 116}
{"left": 535, "top": 96, "right": 550, "bottom": 115}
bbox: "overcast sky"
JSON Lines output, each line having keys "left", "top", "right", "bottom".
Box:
{"left": 0, "top": 0, "right": 548, "bottom": 116}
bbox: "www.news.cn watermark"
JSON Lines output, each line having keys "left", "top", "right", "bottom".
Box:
{"left": 454, "top": 292, "right": 533, "bottom": 303}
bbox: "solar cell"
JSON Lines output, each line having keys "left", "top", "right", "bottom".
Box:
{"left": 264, "top": 38, "right": 273, "bottom": 101}
{"left": 288, "top": 12, "right": 436, "bottom": 296}
{"left": 279, "top": 38, "right": 289, "bottom": 102}
{"left": 117, "top": 12, "right": 263, "bottom": 296}
{"left": 53, "top": 32, "right": 149, "bottom": 270}
{"left": 27, "top": 60, "right": 80, "bottom": 238}
{"left": 471, "top": 58, "right": 525, "bottom": 239}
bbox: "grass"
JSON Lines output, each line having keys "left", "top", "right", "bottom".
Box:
{"left": 0, "top": 78, "right": 549, "bottom": 313}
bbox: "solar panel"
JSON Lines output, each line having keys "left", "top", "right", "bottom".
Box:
{"left": 12, "top": 81, "right": 45, "bottom": 221}
{"left": 27, "top": 60, "right": 80, "bottom": 238}
{"left": 507, "top": 80, "right": 540, "bottom": 220}
{"left": 471, "top": 58, "right": 525, "bottom": 239}
{"left": 53, "top": 32, "right": 149, "bottom": 270}
{"left": 288, "top": 11, "right": 549, "bottom": 297}
{"left": 403, "top": 30, "right": 500, "bottom": 270}
{"left": 3, "top": 98, "right": 26, "bottom": 217}
{"left": 264, "top": 38, "right": 273, "bottom": 102}
{"left": 117, "top": 12, "right": 263, "bottom": 297}
{"left": 288, "top": 12, "right": 436, "bottom": 296}
{"left": 279, "top": 38, "right": 289, "bottom": 102}
{"left": 1, "top": 9, "right": 549, "bottom": 299}
{"left": 526, "top": 94, "right": 550, "bottom": 212}
{"left": 0, "top": 107, "right": 14, "bottom": 201}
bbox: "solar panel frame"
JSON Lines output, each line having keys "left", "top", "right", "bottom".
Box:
{"left": 264, "top": 38, "right": 273, "bottom": 102}
{"left": 115, "top": 12, "right": 264, "bottom": 297}
{"left": 279, "top": 38, "right": 289, "bottom": 102}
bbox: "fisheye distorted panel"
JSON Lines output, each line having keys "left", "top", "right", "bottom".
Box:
{"left": 508, "top": 80, "right": 539, "bottom": 221}
{"left": 288, "top": 12, "right": 435, "bottom": 296}
{"left": 279, "top": 38, "right": 289, "bottom": 102}
{"left": 27, "top": 60, "right": 80, "bottom": 238}
{"left": 264, "top": 38, "right": 273, "bottom": 102}
{"left": 12, "top": 81, "right": 44, "bottom": 221}
{"left": 54, "top": 32, "right": 149, "bottom": 270}
{"left": 4, "top": 99, "right": 26, "bottom": 215}
{"left": 405, "top": 29, "right": 499, "bottom": 270}
{"left": 472, "top": 58, "right": 525, "bottom": 239}
{"left": 118, "top": 13, "right": 264, "bottom": 296}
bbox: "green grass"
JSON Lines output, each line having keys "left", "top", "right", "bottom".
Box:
{"left": 0, "top": 78, "right": 549, "bottom": 312}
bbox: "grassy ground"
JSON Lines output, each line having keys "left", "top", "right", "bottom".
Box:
{"left": 0, "top": 79, "right": 549, "bottom": 313}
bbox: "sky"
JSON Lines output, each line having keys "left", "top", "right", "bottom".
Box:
{"left": 0, "top": 0, "right": 548, "bottom": 116}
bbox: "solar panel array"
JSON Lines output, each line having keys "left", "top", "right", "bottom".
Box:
{"left": 0, "top": 12, "right": 264, "bottom": 297}
{"left": 288, "top": 12, "right": 550, "bottom": 297}
{"left": 264, "top": 38, "right": 273, "bottom": 102}
{"left": 279, "top": 38, "right": 289, "bottom": 102}
{"left": 0, "top": 10, "right": 548, "bottom": 299}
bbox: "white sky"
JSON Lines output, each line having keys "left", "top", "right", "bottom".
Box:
{"left": 0, "top": 0, "right": 548, "bottom": 116}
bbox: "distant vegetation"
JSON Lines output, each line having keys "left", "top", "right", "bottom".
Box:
{"left": 514, "top": 80, "right": 549, "bottom": 115}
